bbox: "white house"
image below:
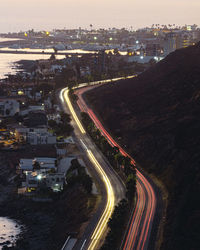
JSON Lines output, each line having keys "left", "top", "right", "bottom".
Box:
{"left": 25, "top": 171, "right": 65, "bottom": 192}
{"left": 15, "top": 126, "right": 48, "bottom": 141}
{"left": 27, "top": 132, "right": 56, "bottom": 145}
{"left": 14, "top": 126, "right": 56, "bottom": 145}
{"left": 46, "top": 173, "right": 65, "bottom": 192}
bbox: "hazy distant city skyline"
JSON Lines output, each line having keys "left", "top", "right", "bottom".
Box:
{"left": 0, "top": 0, "right": 199, "bottom": 32}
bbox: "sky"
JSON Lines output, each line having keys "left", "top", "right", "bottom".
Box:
{"left": 0, "top": 0, "right": 199, "bottom": 32}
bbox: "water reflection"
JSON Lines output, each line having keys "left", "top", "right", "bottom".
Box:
{"left": 0, "top": 52, "right": 65, "bottom": 79}
{"left": 0, "top": 217, "right": 21, "bottom": 249}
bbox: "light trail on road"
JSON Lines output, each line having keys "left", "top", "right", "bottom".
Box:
{"left": 87, "top": 149, "right": 114, "bottom": 250}
{"left": 61, "top": 87, "right": 115, "bottom": 250}
{"left": 75, "top": 86, "right": 156, "bottom": 250}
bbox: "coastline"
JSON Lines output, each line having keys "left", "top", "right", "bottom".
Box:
{"left": 0, "top": 152, "right": 91, "bottom": 250}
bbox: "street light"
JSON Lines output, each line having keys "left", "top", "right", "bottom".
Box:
{"left": 37, "top": 174, "right": 42, "bottom": 180}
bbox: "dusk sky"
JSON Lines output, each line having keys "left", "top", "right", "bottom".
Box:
{"left": 0, "top": 0, "right": 199, "bottom": 32}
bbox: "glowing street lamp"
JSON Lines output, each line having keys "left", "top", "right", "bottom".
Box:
{"left": 37, "top": 174, "right": 42, "bottom": 180}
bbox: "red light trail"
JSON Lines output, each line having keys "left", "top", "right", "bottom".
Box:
{"left": 75, "top": 86, "right": 156, "bottom": 250}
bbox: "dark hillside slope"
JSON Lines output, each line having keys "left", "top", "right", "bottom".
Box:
{"left": 85, "top": 43, "right": 200, "bottom": 250}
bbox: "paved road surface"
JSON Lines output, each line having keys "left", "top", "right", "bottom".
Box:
{"left": 60, "top": 88, "right": 126, "bottom": 250}
{"left": 75, "top": 85, "right": 157, "bottom": 250}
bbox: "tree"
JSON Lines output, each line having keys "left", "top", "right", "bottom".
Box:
{"left": 101, "top": 199, "right": 128, "bottom": 250}
{"left": 69, "top": 88, "right": 78, "bottom": 102}
{"left": 33, "top": 161, "right": 40, "bottom": 170}
{"left": 81, "top": 174, "right": 93, "bottom": 194}
{"left": 60, "top": 111, "right": 71, "bottom": 124}
{"left": 71, "top": 158, "right": 82, "bottom": 169}
{"left": 100, "top": 136, "right": 113, "bottom": 154}
{"left": 55, "top": 123, "right": 73, "bottom": 136}
{"left": 126, "top": 174, "right": 136, "bottom": 202}
{"left": 81, "top": 112, "right": 92, "bottom": 126}
{"left": 53, "top": 47, "right": 58, "bottom": 54}
{"left": 48, "top": 119, "right": 57, "bottom": 128}
{"left": 113, "top": 48, "right": 120, "bottom": 56}
{"left": 114, "top": 153, "right": 124, "bottom": 169}
{"left": 123, "top": 156, "right": 132, "bottom": 176}
{"left": 112, "top": 146, "right": 119, "bottom": 155}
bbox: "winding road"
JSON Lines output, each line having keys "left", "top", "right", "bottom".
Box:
{"left": 60, "top": 88, "right": 126, "bottom": 250}
{"left": 74, "top": 84, "right": 157, "bottom": 250}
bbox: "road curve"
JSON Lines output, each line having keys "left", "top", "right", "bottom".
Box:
{"left": 75, "top": 85, "right": 157, "bottom": 250}
{"left": 60, "top": 88, "right": 125, "bottom": 250}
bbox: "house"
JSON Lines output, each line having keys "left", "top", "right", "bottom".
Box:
{"left": 19, "top": 157, "right": 57, "bottom": 172}
{"left": 25, "top": 171, "right": 65, "bottom": 192}
{"left": 14, "top": 125, "right": 48, "bottom": 142}
{"left": 46, "top": 173, "right": 65, "bottom": 192}
{"left": 24, "top": 111, "right": 47, "bottom": 127}
{"left": 14, "top": 125, "right": 56, "bottom": 145}
{"left": 25, "top": 172, "right": 38, "bottom": 191}
{"left": 20, "top": 105, "right": 45, "bottom": 116}
{"left": 27, "top": 132, "right": 56, "bottom": 145}
{"left": 10, "top": 87, "right": 33, "bottom": 98}
{"left": 19, "top": 158, "right": 34, "bottom": 171}
{"left": 0, "top": 99, "right": 20, "bottom": 117}
{"left": 34, "top": 157, "right": 57, "bottom": 170}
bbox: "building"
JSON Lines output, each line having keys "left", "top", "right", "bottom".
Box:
{"left": 34, "top": 157, "right": 57, "bottom": 170}
{"left": 14, "top": 125, "right": 54, "bottom": 144}
{"left": 163, "top": 32, "right": 177, "bottom": 55}
{"left": 25, "top": 172, "right": 38, "bottom": 191}
{"left": 0, "top": 99, "right": 20, "bottom": 117}
{"left": 19, "top": 158, "right": 34, "bottom": 171}
{"left": 25, "top": 171, "right": 65, "bottom": 192}
{"left": 14, "top": 125, "right": 48, "bottom": 141}
{"left": 20, "top": 105, "right": 45, "bottom": 116}
{"left": 19, "top": 157, "right": 57, "bottom": 172}
{"left": 177, "top": 32, "right": 194, "bottom": 48}
{"left": 23, "top": 111, "right": 47, "bottom": 127}
{"left": 27, "top": 131, "right": 56, "bottom": 145}
{"left": 46, "top": 173, "right": 65, "bottom": 192}
{"left": 125, "top": 55, "right": 163, "bottom": 64}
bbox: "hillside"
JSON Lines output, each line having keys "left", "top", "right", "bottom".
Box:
{"left": 84, "top": 43, "right": 200, "bottom": 250}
